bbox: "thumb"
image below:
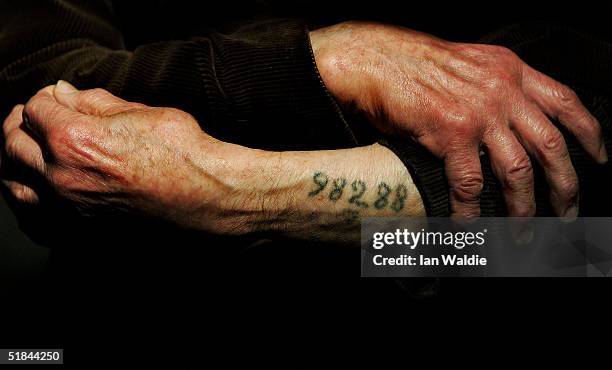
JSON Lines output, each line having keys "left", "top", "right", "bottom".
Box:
{"left": 54, "top": 80, "right": 133, "bottom": 116}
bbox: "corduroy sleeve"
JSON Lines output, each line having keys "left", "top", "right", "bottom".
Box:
{"left": 0, "top": 0, "right": 357, "bottom": 151}
{"left": 378, "top": 135, "right": 508, "bottom": 217}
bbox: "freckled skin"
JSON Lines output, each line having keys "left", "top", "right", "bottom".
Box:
{"left": 310, "top": 21, "right": 607, "bottom": 219}
{"left": 1, "top": 83, "right": 424, "bottom": 245}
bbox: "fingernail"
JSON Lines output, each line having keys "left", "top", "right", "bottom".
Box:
{"left": 599, "top": 140, "right": 608, "bottom": 164}
{"left": 55, "top": 80, "right": 77, "bottom": 95}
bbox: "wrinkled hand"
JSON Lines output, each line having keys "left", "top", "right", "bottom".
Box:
{"left": 1, "top": 81, "right": 228, "bottom": 231}
{"left": 311, "top": 21, "right": 607, "bottom": 218}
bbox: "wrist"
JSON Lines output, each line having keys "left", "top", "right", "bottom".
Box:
{"left": 189, "top": 138, "right": 280, "bottom": 237}
{"left": 310, "top": 22, "right": 378, "bottom": 115}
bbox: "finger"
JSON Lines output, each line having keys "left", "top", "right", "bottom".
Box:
{"left": 54, "top": 80, "right": 138, "bottom": 116}
{"left": 22, "top": 86, "right": 84, "bottom": 141}
{"left": 511, "top": 100, "right": 579, "bottom": 219}
{"left": 4, "top": 126, "right": 46, "bottom": 174}
{"left": 523, "top": 66, "right": 607, "bottom": 164}
{"left": 3, "top": 104, "right": 25, "bottom": 138}
{"left": 1, "top": 105, "right": 24, "bottom": 173}
{"left": 484, "top": 126, "right": 536, "bottom": 216}
{"left": 445, "top": 148, "right": 483, "bottom": 218}
{"left": 0, "top": 105, "right": 25, "bottom": 176}
{"left": 0, "top": 179, "right": 39, "bottom": 205}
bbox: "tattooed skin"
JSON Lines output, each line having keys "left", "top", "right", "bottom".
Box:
{"left": 342, "top": 209, "right": 360, "bottom": 225}
{"left": 308, "top": 171, "right": 409, "bottom": 224}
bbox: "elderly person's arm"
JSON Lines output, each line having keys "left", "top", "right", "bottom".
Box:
{"left": 1, "top": 1, "right": 605, "bottom": 219}
{"left": 1, "top": 84, "right": 424, "bottom": 245}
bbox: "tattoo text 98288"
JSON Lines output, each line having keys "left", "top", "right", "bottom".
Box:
{"left": 307, "top": 171, "right": 408, "bottom": 212}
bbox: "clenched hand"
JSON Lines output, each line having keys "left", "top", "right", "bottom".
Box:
{"left": 0, "top": 81, "right": 234, "bottom": 232}
{"left": 311, "top": 21, "right": 607, "bottom": 218}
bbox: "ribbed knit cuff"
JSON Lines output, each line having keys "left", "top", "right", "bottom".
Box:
{"left": 379, "top": 136, "right": 511, "bottom": 217}
{"left": 378, "top": 137, "right": 451, "bottom": 217}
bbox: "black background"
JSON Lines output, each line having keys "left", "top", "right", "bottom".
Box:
{"left": 1, "top": 0, "right": 611, "bottom": 363}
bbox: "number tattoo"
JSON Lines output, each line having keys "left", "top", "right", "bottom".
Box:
{"left": 390, "top": 184, "right": 407, "bottom": 212}
{"left": 349, "top": 180, "right": 369, "bottom": 208}
{"left": 329, "top": 178, "right": 347, "bottom": 201}
{"left": 374, "top": 182, "right": 392, "bottom": 209}
{"left": 308, "top": 172, "right": 408, "bottom": 213}
{"left": 308, "top": 171, "right": 329, "bottom": 196}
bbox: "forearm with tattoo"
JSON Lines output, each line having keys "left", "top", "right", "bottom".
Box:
{"left": 2, "top": 83, "right": 424, "bottom": 246}
{"left": 215, "top": 143, "right": 425, "bottom": 244}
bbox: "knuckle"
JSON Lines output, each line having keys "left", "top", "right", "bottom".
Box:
{"left": 557, "top": 176, "right": 579, "bottom": 200}
{"left": 23, "top": 98, "right": 40, "bottom": 122}
{"left": 556, "top": 85, "right": 580, "bottom": 110}
{"left": 78, "top": 89, "right": 100, "bottom": 106}
{"left": 24, "top": 90, "right": 50, "bottom": 114}
{"left": 489, "top": 45, "right": 515, "bottom": 58}
{"left": 2, "top": 110, "right": 13, "bottom": 132}
{"left": 162, "top": 107, "right": 193, "bottom": 122}
{"left": 486, "top": 45, "right": 519, "bottom": 68}
{"left": 540, "top": 131, "right": 566, "bottom": 160}
{"left": 505, "top": 154, "right": 533, "bottom": 184}
{"left": 484, "top": 70, "right": 515, "bottom": 92}
{"left": 24, "top": 96, "right": 62, "bottom": 128}
{"left": 575, "top": 115, "right": 601, "bottom": 142}
{"left": 484, "top": 74, "right": 508, "bottom": 92}
{"left": 479, "top": 46, "right": 520, "bottom": 86}
{"left": 453, "top": 172, "right": 484, "bottom": 202}
{"left": 156, "top": 107, "right": 196, "bottom": 130}
{"left": 4, "top": 131, "right": 19, "bottom": 158}
{"left": 584, "top": 115, "right": 602, "bottom": 134}
{"left": 3, "top": 133, "right": 31, "bottom": 165}
{"left": 79, "top": 88, "right": 113, "bottom": 110}
{"left": 444, "top": 108, "right": 478, "bottom": 134}
{"left": 1, "top": 105, "right": 23, "bottom": 135}
{"left": 89, "top": 87, "right": 106, "bottom": 95}
{"left": 83, "top": 88, "right": 105, "bottom": 99}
